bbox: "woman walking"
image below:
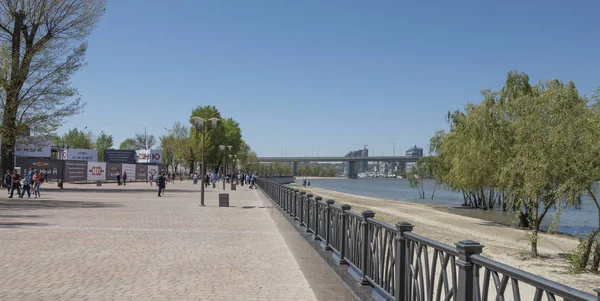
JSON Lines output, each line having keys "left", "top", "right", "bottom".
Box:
{"left": 33, "top": 170, "right": 41, "bottom": 198}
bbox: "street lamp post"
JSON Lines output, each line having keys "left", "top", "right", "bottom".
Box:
{"left": 191, "top": 116, "right": 219, "bottom": 207}
{"left": 142, "top": 121, "right": 147, "bottom": 150}
{"left": 219, "top": 145, "right": 232, "bottom": 190}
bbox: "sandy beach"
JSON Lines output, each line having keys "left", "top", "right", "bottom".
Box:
{"left": 290, "top": 184, "right": 600, "bottom": 294}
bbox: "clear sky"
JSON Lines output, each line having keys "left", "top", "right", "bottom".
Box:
{"left": 59, "top": 0, "right": 600, "bottom": 157}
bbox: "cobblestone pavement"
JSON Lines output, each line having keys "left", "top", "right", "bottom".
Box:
{"left": 0, "top": 182, "right": 352, "bottom": 300}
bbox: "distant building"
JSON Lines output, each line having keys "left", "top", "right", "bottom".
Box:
{"left": 406, "top": 145, "right": 423, "bottom": 157}
{"left": 344, "top": 148, "right": 368, "bottom": 176}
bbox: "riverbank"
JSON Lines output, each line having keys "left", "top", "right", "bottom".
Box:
{"left": 294, "top": 176, "right": 345, "bottom": 180}
{"left": 289, "top": 183, "right": 599, "bottom": 294}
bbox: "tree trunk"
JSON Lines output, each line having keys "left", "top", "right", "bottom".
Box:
{"left": 0, "top": 96, "right": 18, "bottom": 176}
{"left": 531, "top": 228, "right": 539, "bottom": 258}
{"left": 431, "top": 183, "right": 437, "bottom": 200}
{"left": 592, "top": 240, "right": 600, "bottom": 271}
{"left": 580, "top": 229, "right": 600, "bottom": 270}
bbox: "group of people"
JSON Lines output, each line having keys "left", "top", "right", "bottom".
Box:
{"left": 189, "top": 171, "right": 257, "bottom": 189}
{"left": 4, "top": 168, "right": 43, "bottom": 199}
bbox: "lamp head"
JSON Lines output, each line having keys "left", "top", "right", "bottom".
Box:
{"left": 219, "top": 145, "right": 225, "bottom": 151}
{"left": 190, "top": 116, "right": 205, "bottom": 129}
{"left": 228, "top": 154, "right": 232, "bottom": 158}
{"left": 208, "top": 117, "right": 220, "bottom": 129}
{"left": 227, "top": 145, "right": 232, "bottom": 151}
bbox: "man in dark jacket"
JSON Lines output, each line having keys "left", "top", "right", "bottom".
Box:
{"left": 157, "top": 173, "right": 164, "bottom": 197}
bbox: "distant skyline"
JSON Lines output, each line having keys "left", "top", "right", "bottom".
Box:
{"left": 59, "top": 0, "right": 600, "bottom": 157}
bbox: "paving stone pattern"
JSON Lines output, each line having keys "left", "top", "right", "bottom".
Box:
{"left": 0, "top": 182, "right": 349, "bottom": 301}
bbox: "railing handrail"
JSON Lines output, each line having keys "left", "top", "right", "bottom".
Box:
{"left": 366, "top": 217, "right": 396, "bottom": 232}
{"left": 345, "top": 210, "right": 363, "bottom": 220}
{"left": 471, "top": 254, "right": 597, "bottom": 301}
{"left": 404, "top": 231, "right": 459, "bottom": 256}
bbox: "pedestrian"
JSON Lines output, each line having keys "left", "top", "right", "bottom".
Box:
{"left": 43, "top": 168, "right": 48, "bottom": 183}
{"left": 33, "top": 170, "right": 41, "bottom": 198}
{"left": 157, "top": 173, "right": 164, "bottom": 197}
{"left": 210, "top": 172, "right": 216, "bottom": 188}
{"left": 20, "top": 168, "right": 33, "bottom": 198}
{"left": 149, "top": 172, "right": 154, "bottom": 186}
{"left": 9, "top": 169, "right": 21, "bottom": 198}
{"left": 192, "top": 173, "right": 198, "bottom": 185}
{"left": 161, "top": 172, "right": 167, "bottom": 196}
{"left": 4, "top": 170, "right": 12, "bottom": 194}
{"left": 122, "top": 171, "right": 127, "bottom": 186}
{"left": 116, "top": 170, "right": 121, "bottom": 186}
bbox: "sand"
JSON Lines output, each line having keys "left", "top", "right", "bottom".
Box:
{"left": 290, "top": 184, "right": 600, "bottom": 295}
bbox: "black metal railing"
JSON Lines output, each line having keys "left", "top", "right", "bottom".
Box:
{"left": 256, "top": 178, "right": 600, "bottom": 301}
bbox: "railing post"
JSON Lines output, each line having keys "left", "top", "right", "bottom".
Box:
{"left": 306, "top": 194, "right": 313, "bottom": 233}
{"left": 287, "top": 188, "right": 293, "bottom": 215}
{"left": 594, "top": 288, "right": 600, "bottom": 301}
{"left": 395, "top": 222, "right": 414, "bottom": 301}
{"left": 314, "top": 196, "right": 322, "bottom": 240}
{"left": 456, "top": 240, "right": 483, "bottom": 301}
{"left": 339, "top": 204, "right": 351, "bottom": 265}
{"left": 360, "top": 210, "right": 375, "bottom": 285}
{"left": 324, "top": 199, "right": 334, "bottom": 250}
{"left": 293, "top": 190, "right": 299, "bottom": 220}
{"left": 299, "top": 192, "right": 306, "bottom": 226}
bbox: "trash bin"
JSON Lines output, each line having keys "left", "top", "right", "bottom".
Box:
{"left": 57, "top": 180, "right": 63, "bottom": 189}
{"left": 231, "top": 183, "right": 236, "bottom": 191}
{"left": 96, "top": 180, "right": 102, "bottom": 187}
{"left": 219, "top": 193, "right": 229, "bottom": 207}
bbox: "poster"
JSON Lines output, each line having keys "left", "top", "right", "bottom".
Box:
{"left": 106, "top": 163, "right": 122, "bottom": 180}
{"left": 150, "top": 150, "right": 162, "bottom": 164}
{"left": 135, "top": 164, "right": 148, "bottom": 181}
{"left": 87, "top": 162, "right": 106, "bottom": 181}
{"left": 64, "top": 160, "right": 87, "bottom": 182}
{"left": 14, "top": 142, "right": 52, "bottom": 158}
{"left": 136, "top": 150, "right": 150, "bottom": 163}
{"left": 122, "top": 163, "right": 136, "bottom": 180}
{"left": 64, "top": 149, "right": 98, "bottom": 161}
{"left": 15, "top": 157, "right": 62, "bottom": 181}
{"left": 147, "top": 165, "right": 159, "bottom": 181}
{"left": 104, "top": 150, "right": 136, "bottom": 164}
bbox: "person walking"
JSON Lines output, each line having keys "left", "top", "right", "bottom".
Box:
{"left": 20, "top": 168, "right": 33, "bottom": 198}
{"left": 122, "top": 171, "right": 127, "bottom": 186}
{"left": 4, "top": 170, "right": 12, "bottom": 194}
{"left": 161, "top": 172, "right": 167, "bottom": 196}
{"left": 157, "top": 173, "right": 165, "bottom": 197}
{"left": 210, "top": 172, "right": 216, "bottom": 188}
{"left": 33, "top": 170, "right": 41, "bottom": 198}
{"left": 116, "top": 170, "right": 121, "bottom": 186}
{"left": 9, "top": 169, "right": 21, "bottom": 198}
{"left": 149, "top": 172, "right": 154, "bottom": 187}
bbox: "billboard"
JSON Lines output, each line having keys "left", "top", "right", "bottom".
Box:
{"left": 15, "top": 157, "right": 62, "bottom": 181}
{"left": 104, "top": 150, "right": 136, "bottom": 164}
{"left": 136, "top": 150, "right": 150, "bottom": 163}
{"left": 14, "top": 142, "right": 52, "bottom": 158}
{"left": 63, "top": 149, "right": 98, "bottom": 161}
{"left": 64, "top": 160, "right": 87, "bottom": 182}
{"left": 122, "top": 163, "right": 136, "bottom": 180}
{"left": 136, "top": 164, "right": 148, "bottom": 181}
{"left": 87, "top": 162, "right": 106, "bottom": 181}
{"left": 106, "top": 163, "right": 122, "bottom": 180}
{"left": 136, "top": 149, "right": 162, "bottom": 164}
{"left": 147, "top": 165, "right": 159, "bottom": 181}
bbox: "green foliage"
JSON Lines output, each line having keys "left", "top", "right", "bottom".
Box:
{"left": 566, "top": 238, "right": 590, "bottom": 274}
{"left": 258, "top": 163, "right": 292, "bottom": 175}
{"left": 433, "top": 70, "right": 600, "bottom": 257}
{"left": 95, "top": 132, "right": 114, "bottom": 162}
{"left": 119, "top": 138, "right": 138, "bottom": 150}
{"left": 298, "top": 164, "right": 339, "bottom": 177}
{"left": 406, "top": 159, "right": 429, "bottom": 199}
{"left": 60, "top": 127, "right": 94, "bottom": 149}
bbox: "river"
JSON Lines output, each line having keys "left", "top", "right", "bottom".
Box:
{"left": 295, "top": 178, "right": 599, "bottom": 237}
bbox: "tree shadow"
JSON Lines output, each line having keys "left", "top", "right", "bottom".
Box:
{"left": 0, "top": 222, "right": 48, "bottom": 228}
{"left": 0, "top": 199, "right": 122, "bottom": 211}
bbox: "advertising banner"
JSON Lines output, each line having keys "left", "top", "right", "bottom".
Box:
{"left": 15, "top": 157, "right": 62, "bottom": 181}
{"left": 14, "top": 142, "right": 52, "bottom": 158}
{"left": 150, "top": 150, "right": 162, "bottom": 164}
{"left": 135, "top": 164, "right": 148, "bottom": 181}
{"left": 147, "top": 165, "right": 159, "bottom": 181}
{"left": 106, "top": 163, "right": 122, "bottom": 181}
{"left": 104, "top": 150, "right": 136, "bottom": 164}
{"left": 87, "top": 162, "right": 106, "bottom": 181}
{"left": 136, "top": 150, "right": 151, "bottom": 163}
{"left": 64, "top": 149, "right": 98, "bottom": 161}
{"left": 64, "top": 160, "right": 87, "bottom": 182}
{"left": 122, "top": 163, "right": 136, "bottom": 180}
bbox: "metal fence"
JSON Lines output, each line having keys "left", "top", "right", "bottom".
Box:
{"left": 256, "top": 178, "right": 600, "bottom": 301}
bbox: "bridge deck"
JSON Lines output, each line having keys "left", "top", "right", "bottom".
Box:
{"left": 0, "top": 182, "right": 354, "bottom": 300}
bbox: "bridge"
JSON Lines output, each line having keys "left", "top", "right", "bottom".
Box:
{"left": 258, "top": 156, "right": 422, "bottom": 178}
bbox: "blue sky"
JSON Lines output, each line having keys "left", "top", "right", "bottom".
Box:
{"left": 60, "top": 0, "right": 600, "bottom": 157}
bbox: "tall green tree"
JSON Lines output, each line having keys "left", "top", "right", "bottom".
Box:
{"left": 95, "top": 132, "right": 113, "bottom": 162}
{"left": 119, "top": 138, "right": 137, "bottom": 150}
{"left": 60, "top": 127, "right": 94, "bottom": 149}
{"left": 0, "top": 0, "right": 106, "bottom": 175}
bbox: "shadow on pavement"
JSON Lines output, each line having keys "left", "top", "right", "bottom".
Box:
{"left": 0, "top": 199, "right": 122, "bottom": 211}
{"left": 0, "top": 222, "right": 48, "bottom": 228}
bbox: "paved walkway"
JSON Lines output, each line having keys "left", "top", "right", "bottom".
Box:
{"left": 0, "top": 181, "right": 355, "bottom": 300}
